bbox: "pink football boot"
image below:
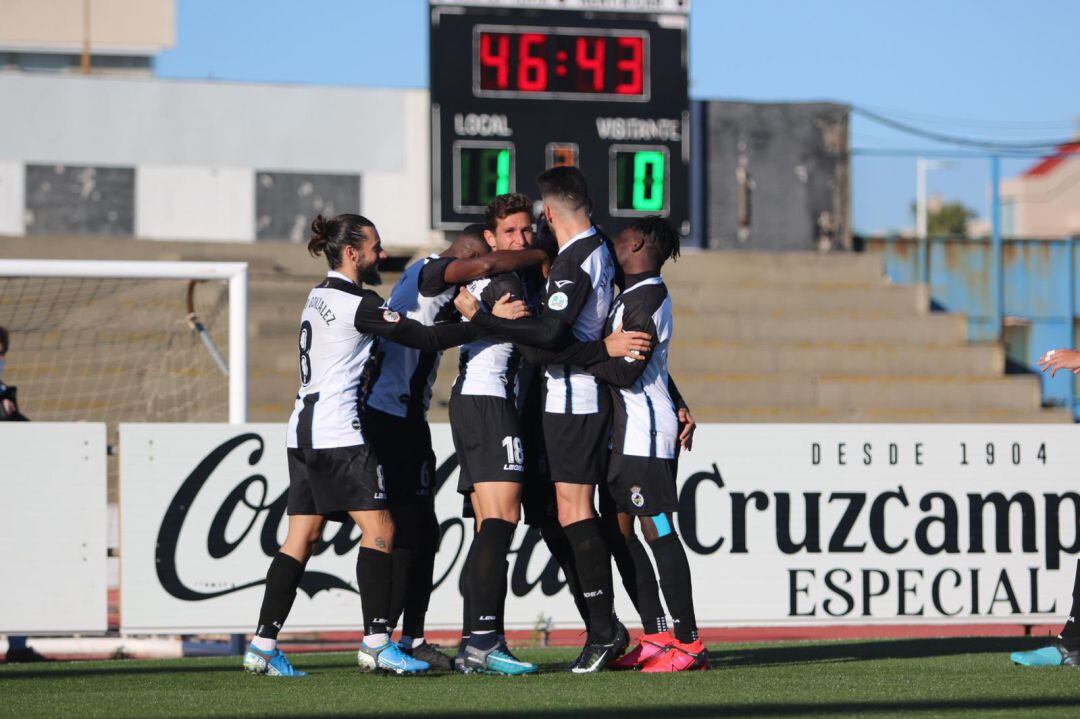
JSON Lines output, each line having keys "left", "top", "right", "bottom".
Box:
{"left": 640, "top": 638, "right": 709, "bottom": 673}
{"left": 608, "top": 632, "right": 674, "bottom": 669}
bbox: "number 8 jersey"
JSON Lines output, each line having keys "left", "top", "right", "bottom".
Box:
{"left": 286, "top": 270, "right": 480, "bottom": 450}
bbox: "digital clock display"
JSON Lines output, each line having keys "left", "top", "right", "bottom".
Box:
{"left": 474, "top": 26, "right": 649, "bottom": 101}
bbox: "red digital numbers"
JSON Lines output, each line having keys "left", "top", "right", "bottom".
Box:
{"left": 478, "top": 29, "right": 645, "bottom": 97}
{"left": 517, "top": 33, "right": 548, "bottom": 92}
{"left": 575, "top": 36, "right": 605, "bottom": 92}
{"left": 479, "top": 33, "right": 510, "bottom": 90}
{"left": 614, "top": 36, "right": 644, "bottom": 95}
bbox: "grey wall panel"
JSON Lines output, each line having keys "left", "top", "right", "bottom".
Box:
{"left": 0, "top": 74, "right": 412, "bottom": 173}
{"left": 255, "top": 172, "right": 361, "bottom": 243}
{"left": 24, "top": 164, "right": 134, "bottom": 236}
{"left": 705, "top": 102, "right": 850, "bottom": 252}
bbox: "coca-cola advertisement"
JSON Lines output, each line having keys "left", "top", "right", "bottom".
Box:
{"left": 118, "top": 423, "right": 1080, "bottom": 634}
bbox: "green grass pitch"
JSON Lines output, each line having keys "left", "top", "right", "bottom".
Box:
{"left": 3, "top": 638, "right": 1080, "bottom": 718}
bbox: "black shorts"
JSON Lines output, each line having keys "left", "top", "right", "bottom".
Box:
{"left": 362, "top": 407, "right": 436, "bottom": 505}
{"left": 542, "top": 409, "right": 611, "bottom": 486}
{"left": 607, "top": 453, "right": 678, "bottom": 516}
{"left": 287, "top": 444, "right": 386, "bottom": 520}
{"left": 450, "top": 394, "right": 525, "bottom": 495}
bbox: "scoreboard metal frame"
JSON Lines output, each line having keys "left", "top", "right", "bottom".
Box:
{"left": 430, "top": 0, "right": 690, "bottom": 236}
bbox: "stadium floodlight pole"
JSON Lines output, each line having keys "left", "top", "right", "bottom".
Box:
{"left": 0, "top": 259, "right": 248, "bottom": 423}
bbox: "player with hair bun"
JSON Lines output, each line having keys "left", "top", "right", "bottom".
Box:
{"left": 243, "top": 213, "right": 519, "bottom": 677}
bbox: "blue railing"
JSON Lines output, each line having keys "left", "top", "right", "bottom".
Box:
{"left": 861, "top": 235, "right": 1079, "bottom": 420}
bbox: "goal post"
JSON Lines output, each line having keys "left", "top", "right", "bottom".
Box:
{"left": 0, "top": 259, "right": 248, "bottom": 423}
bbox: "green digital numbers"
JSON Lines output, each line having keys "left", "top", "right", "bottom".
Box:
{"left": 612, "top": 147, "right": 667, "bottom": 214}
{"left": 458, "top": 144, "right": 513, "bottom": 209}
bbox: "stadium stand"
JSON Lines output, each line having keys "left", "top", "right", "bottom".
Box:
{"left": 1, "top": 235, "right": 1067, "bottom": 426}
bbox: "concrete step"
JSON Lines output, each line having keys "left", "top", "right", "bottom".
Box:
{"left": 665, "top": 251, "right": 884, "bottom": 285}
{"left": 248, "top": 308, "right": 968, "bottom": 342}
{"left": 682, "top": 405, "right": 1073, "bottom": 423}
{"left": 671, "top": 284, "right": 928, "bottom": 315}
{"left": 250, "top": 402, "right": 1072, "bottom": 425}
{"left": 671, "top": 312, "right": 968, "bottom": 344}
{"left": 668, "top": 340, "right": 1004, "bottom": 376}
{"left": 668, "top": 374, "right": 1042, "bottom": 411}
{"left": 248, "top": 273, "right": 404, "bottom": 299}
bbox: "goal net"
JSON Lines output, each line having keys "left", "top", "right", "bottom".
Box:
{"left": 0, "top": 260, "right": 248, "bottom": 427}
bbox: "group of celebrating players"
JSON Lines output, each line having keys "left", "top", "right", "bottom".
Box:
{"left": 241, "top": 166, "right": 706, "bottom": 677}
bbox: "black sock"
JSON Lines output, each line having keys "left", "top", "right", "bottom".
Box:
{"left": 387, "top": 546, "right": 412, "bottom": 634}
{"left": 648, "top": 533, "right": 698, "bottom": 644}
{"left": 402, "top": 508, "right": 439, "bottom": 638}
{"left": 255, "top": 552, "right": 306, "bottom": 639}
{"left": 540, "top": 520, "right": 590, "bottom": 630}
{"left": 497, "top": 559, "right": 509, "bottom": 637}
{"left": 467, "top": 518, "right": 516, "bottom": 638}
{"left": 356, "top": 547, "right": 393, "bottom": 636}
{"left": 624, "top": 532, "right": 667, "bottom": 635}
{"left": 1059, "top": 559, "right": 1080, "bottom": 642}
{"left": 460, "top": 535, "right": 479, "bottom": 638}
{"left": 598, "top": 489, "right": 638, "bottom": 609}
{"left": 563, "top": 518, "right": 615, "bottom": 641}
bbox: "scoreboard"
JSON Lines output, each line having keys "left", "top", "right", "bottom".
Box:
{"left": 429, "top": 0, "right": 690, "bottom": 236}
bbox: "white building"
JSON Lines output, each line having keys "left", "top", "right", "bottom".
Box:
{"left": 1001, "top": 140, "right": 1080, "bottom": 239}
{"left": 0, "top": 0, "right": 435, "bottom": 248}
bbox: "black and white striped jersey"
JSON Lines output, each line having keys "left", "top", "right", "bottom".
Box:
{"left": 542, "top": 226, "right": 616, "bottom": 414}
{"left": 602, "top": 275, "right": 678, "bottom": 459}
{"left": 365, "top": 254, "right": 458, "bottom": 420}
{"left": 454, "top": 272, "right": 527, "bottom": 399}
{"left": 286, "top": 270, "right": 479, "bottom": 450}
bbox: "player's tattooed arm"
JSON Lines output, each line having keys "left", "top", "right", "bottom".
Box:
{"left": 354, "top": 292, "right": 480, "bottom": 350}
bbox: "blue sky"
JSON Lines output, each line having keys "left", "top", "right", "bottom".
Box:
{"left": 157, "top": 0, "right": 1080, "bottom": 234}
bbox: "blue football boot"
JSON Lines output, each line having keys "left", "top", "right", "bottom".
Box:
{"left": 242, "top": 643, "right": 307, "bottom": 677}
{"left": 357, "top": 639, "right": 430, "bottom": 675}
{"left": 1011, "top": 642, "right": 1080, "bottom": 667}
{"left": 463, "top": 640, "right": 538, "bottom": 675}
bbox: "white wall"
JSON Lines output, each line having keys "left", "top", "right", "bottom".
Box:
{"left": 136, "top": 165, "right": 254, "bottom": 242}
{"left": 0, "top": 75, "right": 436, "bottom": 247}
{"left": 361, "top": 89, "right": 441, "bottom": 247}
{"left": 0, "top": 160, "right": 24, "bottom": 235}
{"left": 0, "top": 423, "right": 108, "bottom": 634}
{"left": 0, "top": 74, "right": 410, "bottom": 172}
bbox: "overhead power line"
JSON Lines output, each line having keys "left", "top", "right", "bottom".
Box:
{"left": 852, "top": 106, "right": 1077, "bottom": 151}
{"left": 855, "top": 103, "right": 1079, "bottom": 132}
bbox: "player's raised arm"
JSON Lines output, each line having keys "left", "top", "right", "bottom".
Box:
{"left": 441, "top": 248, "right": 549, "bottom": 286}
{"left": 355, "top": 292, "right": 479, "bottom": 351}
